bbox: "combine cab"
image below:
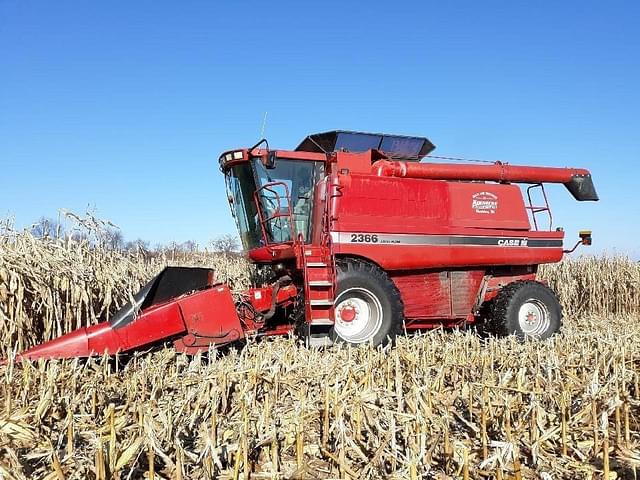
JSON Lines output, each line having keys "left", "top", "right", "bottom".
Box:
{"left": 15, "top": 130, "right": 598, "bottom": 360}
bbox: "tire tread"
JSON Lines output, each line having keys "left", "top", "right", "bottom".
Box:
{"left": 335, "top": 258, "right": 405, "bottom": 344}
{"left": 490, "top": 280, "right": 562, "bottom": 339}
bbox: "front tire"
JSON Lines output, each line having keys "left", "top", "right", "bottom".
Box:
{"left": 490, "top": 281, "right": 562, "bottom": 340}
{"left": 331, "top": 259, "right": 404, "bottom": 345}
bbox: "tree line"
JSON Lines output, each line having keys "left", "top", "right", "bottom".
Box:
{"left": 30, "top": 216, "right": 240, "bottom": 255}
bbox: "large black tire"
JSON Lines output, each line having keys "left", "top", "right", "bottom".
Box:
{"left": 490, "top": 281, "right": 562, "bottom": 340}
{"left": 330, "top": 259, "right": 404, "bottom": 345}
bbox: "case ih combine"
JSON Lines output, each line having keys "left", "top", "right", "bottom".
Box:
{"left": 15, "top": 131, "right": 598, "bottom": 360}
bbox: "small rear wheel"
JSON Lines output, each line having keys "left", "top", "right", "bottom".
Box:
{"left": 331, "top": 259, "right": 404, "bottom": 345}
{"left": 490, "top": 281, "right": 562, "bottom": 340}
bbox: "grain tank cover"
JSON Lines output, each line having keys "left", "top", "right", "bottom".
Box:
{"left": 296, "top": 130, "right": 436, "bottom": 160}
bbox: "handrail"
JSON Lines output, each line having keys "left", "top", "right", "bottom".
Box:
{"left": 525, "top": 183, "right": 553, "bottom": 231}
{"left": 253, "top": 181, "right": 296, "bottom": 246}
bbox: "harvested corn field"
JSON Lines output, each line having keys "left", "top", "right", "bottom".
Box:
{"left": 2, "top": 318, "right": 640, "bottom": 479}
{"left": 1, "top": 219, "right": 640, "bottom": 479}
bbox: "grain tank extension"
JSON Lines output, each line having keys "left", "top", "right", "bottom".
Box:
{"left": 15, "top": 130, "right": 598, "bottom": 360}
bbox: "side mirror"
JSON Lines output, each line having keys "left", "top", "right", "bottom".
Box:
{"left": 249, "top": 138, "right": 275, "bottom": 169}
{"left": 264, "top": 151, "right": 277, "bottom": 169}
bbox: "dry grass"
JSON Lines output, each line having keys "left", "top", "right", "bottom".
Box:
{"left": 1, "top": 216, "right": 640, "bottom": 479}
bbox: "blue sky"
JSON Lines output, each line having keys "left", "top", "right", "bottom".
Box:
{"left": 1, "top": 1, "right": 639, "bottom": 256}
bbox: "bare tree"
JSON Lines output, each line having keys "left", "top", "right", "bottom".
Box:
{"left": 210, "top": 234, "right": 240, "bottom": 255}
{"left": 103, "top": 228, "right": 125, "bottom": 251}
{"left": 31, "top": 217, "right": 63, "bottom": 240}
{"left": 181, "top": 240, "right": 198, "bottom": 253}
{"left": 67, "top": 230, "right": 90, "bottom": 243}
{"left": 125, "top": 238, "right": 150, "bottom": 253}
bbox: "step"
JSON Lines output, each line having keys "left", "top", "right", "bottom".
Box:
{"left": 308, "top": 288, "right": 332, "bottom": 302}
{"left": 309, "top": 318, "right": 334, "bottom": 325}
{"left": 309, "top": 307, "right": 334, "bottom": 321}
{"left": 307, "top": 262, "right": 327, "bottom": 267}
{"left": 308, "top": 280, "right": 332, "bottom": 287}
{"left": 310, "top": 299, "right": 333, "bottom": 307}
{"left": 305, "top": 268, "right": 331, "bottom": 282}
{"left": 308, "top": 335, "right": 333, "bottom": 347}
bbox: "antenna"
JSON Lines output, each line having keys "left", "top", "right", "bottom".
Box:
{"left": 260, "top": 111, "right": 268, "bottom": 139}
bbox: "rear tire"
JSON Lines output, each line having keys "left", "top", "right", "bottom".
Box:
{"left": 490, "top": 281, "right": 562, "bottom": 340}
{"left": 331, "top": 259, "right": 404, "bottom": 345}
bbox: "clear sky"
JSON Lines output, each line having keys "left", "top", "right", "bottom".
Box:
{"left": 1, "top": 1, "right": 639, "bottom": 256}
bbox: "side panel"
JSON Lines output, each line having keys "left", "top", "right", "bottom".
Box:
{"left": 389, "top": 268, "right": 539, "bottom": 327}
{"left": 451, "top": 270, "right": 486, "bottom": 316}
{"left": 331, "top": 174, "right": 449, "bottom": 232}
{"left": 389, "top": 269, "right": 485, "bottom": 322}
{"left": 391, "top": 271, "right": 452, "bottom": 319}
{"left": 331, "top": 173, "right": 564, "bottom": 270}
{"left": 177, "top": 286, "right": 242, "bottom": 340}
{"left": 448, "top": 182, "right": 529, "bottom": 229}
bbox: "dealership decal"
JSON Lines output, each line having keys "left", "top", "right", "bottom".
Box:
{"left": 472, "top": 191, "right": 498, "bottom": 214}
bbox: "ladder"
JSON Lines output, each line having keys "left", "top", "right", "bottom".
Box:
{"left": 300, "top": 245, "right": 336, "bottom": 346}
{"left": 525, "top": 183, "right": 553, "bottom": 231}
{"left": 297, "top": 178, "right": 338, "bottom": 345}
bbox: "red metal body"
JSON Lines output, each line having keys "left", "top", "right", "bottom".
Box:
{"left": 13, "top": 131, "right": 597, "bottom": 361}
{"left": 372, "top": 159, "right": 590, "bottom": 183}
{"left": 330, "top": 173, "right": 564, "bottom": 269}
{"left": 173, "top": 286, "right": 244, "bottom": 354}
{"left": 18, "top": 285, "right": 244, "bottom": 360}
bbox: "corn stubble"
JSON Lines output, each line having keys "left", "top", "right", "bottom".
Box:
{"left": 1, "top": 217, "right": 640, "bottom": 479}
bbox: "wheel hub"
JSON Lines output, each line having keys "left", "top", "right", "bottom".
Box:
{"left": 333, "top": 287, "right": 383, "bottom": 343}
{"left": 518, "top": 299, "right": 551, "bottom": 336}
{"left": 339, "top": 305, "right": 357, "bottom": 323}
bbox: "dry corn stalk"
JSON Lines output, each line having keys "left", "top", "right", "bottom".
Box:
{"left": 1, "top": 214, "right": 639, "bottom": 478}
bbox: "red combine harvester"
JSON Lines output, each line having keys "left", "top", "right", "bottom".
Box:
{"left": 16, "top": 131, "right": 598, "bottom": 360}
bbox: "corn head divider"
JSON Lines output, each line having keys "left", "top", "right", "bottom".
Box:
{"left": 13, "top": 130, "right": 598, "bottom": 361}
